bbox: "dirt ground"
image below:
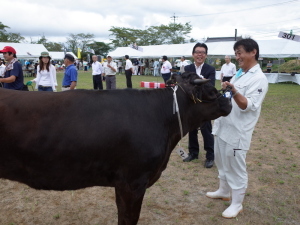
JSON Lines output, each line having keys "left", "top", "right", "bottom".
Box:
{"left": 1, "top": 88, "right": 300, "bottom": 225}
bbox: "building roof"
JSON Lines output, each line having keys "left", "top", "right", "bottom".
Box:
{"left": 0, "top": 42, "right": 48, "bottom": 59}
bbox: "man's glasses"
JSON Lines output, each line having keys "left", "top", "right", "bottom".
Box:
{"left": 194, "top": 51, "right": 206, "bottom": 55}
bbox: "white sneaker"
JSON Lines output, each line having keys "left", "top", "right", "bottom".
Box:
{"left": 222, "top": 188, "right": 246, "bottom": 218}
{"left": 206, "top": 179, "right": 231, "bottom": 201}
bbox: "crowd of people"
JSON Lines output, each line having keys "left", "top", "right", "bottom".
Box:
{"left": 0, "top": 38, "right": 269, "bottom": 219}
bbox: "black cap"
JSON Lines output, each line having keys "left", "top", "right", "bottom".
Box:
{"left": 162, "top": 55, "right": 167, "bottom": 60}
{"left": 64, "top": 54, "right": 75, "bottom": 62}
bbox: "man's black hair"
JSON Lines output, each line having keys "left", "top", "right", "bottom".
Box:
{"left": 125, "top": 55, "right": 129, "bottom": 59}
{"left": 233, "top": 38, "right": 259, "bottom": 61}
{"left": 7, "top": 52, "right": 17, "bottom": 58}
{"left": 64, "top": 54, "right": 75, "bottom": 62}
{"left": 192, "top": 43, "right": 208, "bottom": 54}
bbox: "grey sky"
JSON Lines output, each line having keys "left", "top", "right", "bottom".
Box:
{"left": 2, "top": 0, "right": 300, "bottom": 44}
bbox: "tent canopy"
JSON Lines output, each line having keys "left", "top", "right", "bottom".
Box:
{"left": 49, "top": 51, "right": 78, "bottom": 60}
{"left": 108, "top": 39, "right": 300, "bottom": 59}
{"left": 0, "top": 42, "right": 48, "bottom": 59}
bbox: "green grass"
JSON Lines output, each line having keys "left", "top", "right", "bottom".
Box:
{"left": 24, "top": 71, "right": 166, "bottom": 91}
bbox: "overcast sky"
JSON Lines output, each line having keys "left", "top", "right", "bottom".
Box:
{"left": 2, "top": 0, "right": 300, "bottom": 44}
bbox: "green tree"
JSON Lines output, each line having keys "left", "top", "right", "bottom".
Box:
{"left": 87, "top": 41, "right": 112, "bottom": 57}
{"left": 109, "top": 27, "right": 138, "bottom": 48}
{"left": 31, "top": 34, "right": 63, "bottom": 51}
{"left": 45, "top": 42, "right": 64, "bottom": 51}
{"left": 66, "top": 33, "right": 95, "bottom": 54}
{"left": 0, "top": 22, "right": 25, "bottom": 43}
{"left": 109, "top": 22, "right": 193, "bottom": 48}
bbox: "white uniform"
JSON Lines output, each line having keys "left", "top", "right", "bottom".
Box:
{"left": 221, "top": 62, "right": 236, "bottom": 78}
{"left": 0, "top": 64, "right": 6, "bottom": 77}
{"left": 178, "top": 60, "right": 188, "bottom": 73}
{"left": 212, "top": 64, "right": 268, "bottom": 189}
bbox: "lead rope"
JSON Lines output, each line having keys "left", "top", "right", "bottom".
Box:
{"left": 172, "top": 86, "right": 189, "bottom": 159}
{"left": 172, "top": 85, "right": 183, "bottom": 142}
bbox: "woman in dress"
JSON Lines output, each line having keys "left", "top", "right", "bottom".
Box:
{"left": 32, "top": 52, "right": 57, "bottom": 91}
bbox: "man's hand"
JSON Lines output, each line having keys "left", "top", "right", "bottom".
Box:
{"left": 223, "top": 81, "right": 238, "bottom": 94}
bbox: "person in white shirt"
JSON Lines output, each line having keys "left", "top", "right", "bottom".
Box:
{"left": 178, "top": 56, "right": 189, "bottom": 74}
{"left": 153, "top": 59, "right": 160, "bottom": 76}
{"left": 103, "top": 56, "right": 118, "bottom": 89}
{"left": 160, "top": 55, "right": 172, "bottom": 83}
{"left": 91, "top": 55, "right": 104, "bottom": 90}
{"left": 0, "top": 60, "right": 5, "bottom": 77}
{"left": 32, "top": 52, "right": 57, "bottom": 91}
{"left": 220, "top": 55, "right": 236, "bottom": 82}
{"left": 124, "top": 55, "right": 134, "bottom": 88}
{"left": 207, "top": 38, "right": 268, "bottom": 219}
{"left": 117, "top": 60, "right": 123, "bottom": 74}
{"left": 0, "top": 60, "right": 6, "bottom": 88}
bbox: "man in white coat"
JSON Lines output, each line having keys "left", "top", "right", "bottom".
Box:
{"left": 206, "top": 38, "right": 268, "bottom": 219}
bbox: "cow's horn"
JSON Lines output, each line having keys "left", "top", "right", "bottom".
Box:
{"left": 192, "top": 79, "right": 210, "bottom": 85}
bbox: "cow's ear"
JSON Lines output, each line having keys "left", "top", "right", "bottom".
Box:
{"left": 191, "top": 79, "right": 210, "bottom": 85}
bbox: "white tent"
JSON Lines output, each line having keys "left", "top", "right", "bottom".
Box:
{"left": 0, "top": 42, "right": 48, "bottom": 59}
{"left": 49, "top": 51, "right": 78, "bottom": 60}
{"left": 108, "top": 39, "right": 300, "bottom": 59}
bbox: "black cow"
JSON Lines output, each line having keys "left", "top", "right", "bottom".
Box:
{"left": 0, "top": 72, "right": 231, "bottom": 225}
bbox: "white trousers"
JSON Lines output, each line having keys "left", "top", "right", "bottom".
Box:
{"left": 215, "top": 136, "right": 248, "bottom": 189}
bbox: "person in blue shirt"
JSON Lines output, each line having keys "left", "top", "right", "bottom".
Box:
{"left": 0, "top": 46, "right": 24, "bottom": 90}
{"left": 62, "top": 54, "right": 77, "bottom": 91}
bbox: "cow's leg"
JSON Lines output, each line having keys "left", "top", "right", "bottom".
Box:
{"left": 115, "top": 185, "right": 146, "bottom": 225}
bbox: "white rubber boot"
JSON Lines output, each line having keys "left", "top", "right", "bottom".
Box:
{"left": 206, "top": 179, "right": 231, "bottom": 201}
{"left": 222, "top": 188, "right": 246, "bottom": 218}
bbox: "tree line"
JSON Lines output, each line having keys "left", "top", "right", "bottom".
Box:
{"left": 0, "top": 21, "right": 197, "bottom": 58}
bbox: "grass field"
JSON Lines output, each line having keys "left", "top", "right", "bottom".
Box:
{"left": 24, "top": 71, "right": 167, "bottom": 90}
{"left": 1, "top": 71, "right": 300, "bottom": 225}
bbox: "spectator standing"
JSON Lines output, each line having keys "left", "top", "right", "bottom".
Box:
{"left": 117, "top": 60, "right": 123, "bottom": 74}
{"left": 178, "top": 56, "right": 189, "bottom": 74}
{"left": 220, "top": 55, "right": 236, "bottom": 82}
{"left": 124, "top": 55, "right": 134, "bottom": 88}
{"left": 133, "top": 59, "right": 139, "bottom": 75}
{"left": 0, "top": 46, "right": 24, "bottom": 90}
{"left": 140, "top": 59, "right": 145, "bottom": 75}
{"left": 32, "top": 52, "right": 57, "bottom": 91}
{"left": 153, "top": 59, "right": 160, "bottom": 76}
{"left": 91, "top": 55, "right": 104, "bottom": 90}
{"left": 0, "top": 60, "right": 6, "bottom": 77}
{"left": 62, "top": 54, "right": 77, "bottom": 91}
{"left": 183, "top": 43, "right": 216, "bottom": 168}
{"left": 150, "top": 59, "right": 154, "bottom": 76}
{"left": 0, "top": 60, "right": 6, "bottom": 88}
{"left": 103, "top": 56, "right": 118, "bottom": 90}
{"left": 83, "top": 60, "right": 88, "bottom": 72}
{"left": 207, "top": 38, "right": 268, "bottom": 218}
{"left": 266, "top": 61, "right": 272, "bottom": 73}
{"left": 144, "top": 59, "right": 150, "bottom": 75}
{"left": 160, "top": 56, "right": 172, "bottom": 83}
{"left": 25, "top": 60, "right": 30, "bottom": 69}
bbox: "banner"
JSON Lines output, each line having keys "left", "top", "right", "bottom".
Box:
{"left": 77, "top": 48, "right": 81, "bottom": 59}
{"left": 278, "top": 31, "right": 300, "bottom": 42}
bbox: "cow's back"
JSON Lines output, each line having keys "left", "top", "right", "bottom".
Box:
{"left": 0, "top": 88, "right": 175, "bottom": 190}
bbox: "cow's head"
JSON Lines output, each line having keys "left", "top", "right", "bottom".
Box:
{"left": 167, "top": 72, "right": 232, "bottom": 120}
